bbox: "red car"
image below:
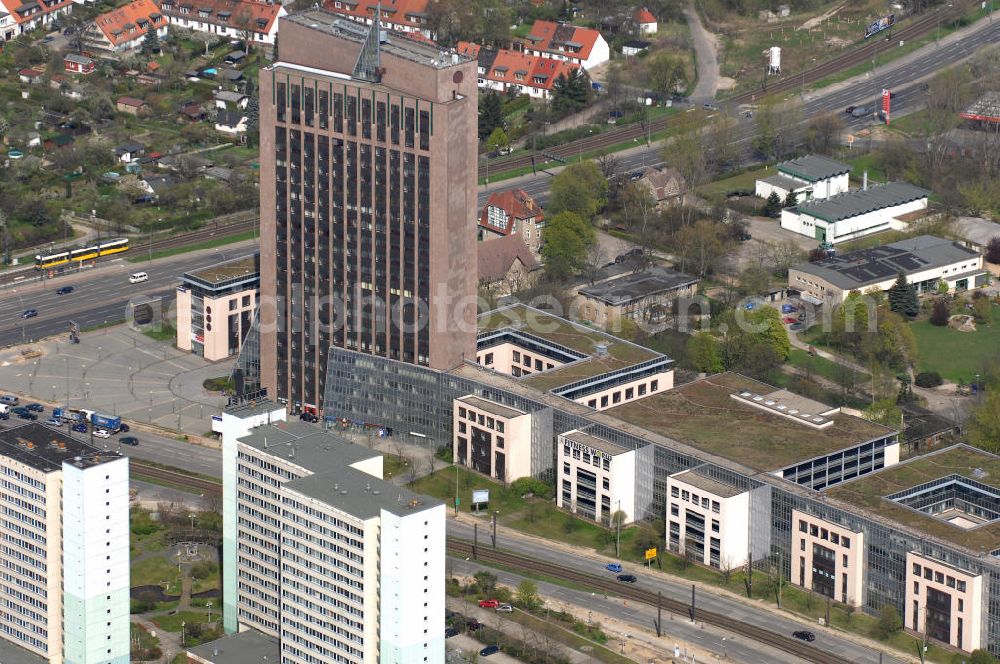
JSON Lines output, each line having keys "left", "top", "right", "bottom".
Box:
{"left": 478, "top": 599, "right": 500, "bottom": 609}
{"left": 783, "top": 316, "right": 798, "bottom": 324}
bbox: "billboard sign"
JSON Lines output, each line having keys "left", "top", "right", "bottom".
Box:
{"left": 645, "top": 547, "right": 657, "bottom": 560}
{"left": 472, "top": 489, "right": 490, "bottom": 505}
{"left": 882, "top": 88, "right": 891, "bottom": 125}
{"left": 864, "top": 14, "right": 895, "bottom": 39}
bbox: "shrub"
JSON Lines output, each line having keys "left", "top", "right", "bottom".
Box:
{"left": 509, "top": 477, "right": 552, "bottom": 499}
{"left": 876, "top": 605, "right": 902, "bottom": 639}
{"left": 434, "top": 445, "right": 453, "bottom": 463}
{"left": 930, "top": 299, "right": 951, "bottom": 326}
{"left": 915, "top": 371, "right": 943, "bottom": 388}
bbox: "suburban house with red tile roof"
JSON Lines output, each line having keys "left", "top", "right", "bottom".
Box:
{"left": 84, "top": 0, "right": 167, "bottom": 53}
{"left": 480, "top": 48, "right": 583, "bottom": 100}
{"left": 159, "top": 0, "right": 285, "bottom": 45}
{"left": 633, "top": 7, "right": 657, "bottom": 34}
{"left": 478, "top": 234, "right": 542, "bottom": 297}
{"left": 323, "top": 0, "right": 432, "bottom": 37}
{"left": 479, "top": 188, "right": 546, "bottom": 253}
{"left": 0, "top": 0, "right": 73, "bottom": 41}
{"left": 521, "top": 20, "right": 609, "bottom": 70}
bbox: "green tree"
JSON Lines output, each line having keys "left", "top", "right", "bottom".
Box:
{"left": 548, "top": 161, "right": 607, "bottom": 222}
{"left": 987, "top": 237, "right": 1000, "bottom": 265}
{"left": 514, "top": 580, "right": 541, "bottom": 611}
{"left": 245, "top": 93, "right": 259, "bottom": 134}
{"left": 876, "top": 605, "right": 902, "bottom": 639}
{"left": 141, "top": 27, "right": 160, "bottom": 55}
{"left": 969, "top": 390, "right": 1000, "bottom": 453}
{"left": 552, "top": 68, "right": 591, "bottom": 114}
{"left": 541, "top": 211, "right": 594, "bottom": 281}
{"left": 887, "top": 272, "right": 918, "bottom": 318}
{"left": 930, "top": 298, "right": 950, "bottom": 326}
{"left": 687, "top": 332, "right": 723, "bottom": 373}
{"left": 783, "top": 190, "right": 798, "bottom": 208}
{"left": 646, "top": 52, "right": 685, "bottom": 101}
{"left": 763, "top": 191, "right": 782, "bottom": 218}
{"left": 968, "top": 648, "right": 1000, "bottom": 664}
{"left": 972, "top": 295, "right": 992, "bottom": 323}
{"left": 478, "top": 92, "right": 504, "bottom": 141}
{"left": 473, "top": 571, "right": 497, "bottom": 594}
{"left": 485, "top": 126, "right": 509, "bottom": 154}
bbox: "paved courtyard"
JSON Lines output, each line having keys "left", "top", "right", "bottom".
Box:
{"left": 0, "top": 323, "right": 230, "bottom": 435}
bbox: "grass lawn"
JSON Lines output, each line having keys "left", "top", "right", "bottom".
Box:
{"left": 141, "top": 323, "right": 177, "bottom": 344}
{"left": 131, "top": 556, "right": 182, "bottom": 593}
{"left": 383, "top": 453, "right": 410, "bottom": 480}
{"left": 410, "top": 467, "right": 530, "bottom": 516}
{"left": 129, "top": 230, "right": 257, "bottom": 263}
{"left": 150, "top": 610, "right": 214, "bottom": 633}
{"left": 845, "top": 153, "right": 886, "bottom": 186}
{"left": 787, "top": 348, "right": 869, "bottom": 385}
{"left": 910, "top": 303, "right": 1000, "bottom": 383}
{"left": 697, "top": 166, "right": 770, "bottom": 201}
{"left": 505, "top": 503, "right": 636, "bottom": 559}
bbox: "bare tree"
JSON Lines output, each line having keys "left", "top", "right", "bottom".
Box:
{"left": 581, "top": 242, "right": 609, "bottom": 285}
{"left": 596, "top": 152, "right": 622, "bottom": 181}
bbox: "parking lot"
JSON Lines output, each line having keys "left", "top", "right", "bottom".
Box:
{"left": 0, "top": 322, "right": 228, "bottom": 436}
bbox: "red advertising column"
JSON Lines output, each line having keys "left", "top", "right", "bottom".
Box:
{"left": 882, "top": 88, "right": 891, "bottom": 125}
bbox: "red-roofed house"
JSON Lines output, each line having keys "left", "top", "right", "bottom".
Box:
{"left": 522, "top": 20, "right": 609, "bottom": 70}
{"left": 456, "top": 40, "right": 480, "bottom": 59}
{"left": 84, "top": 0, "right": 167, "bottom": 53}
{"left": 64, "top": 53, "right": 95, "bottom": 74}
{"left": 159, "top": 0, "right": 285, "bottom": 46}
{"left": 18, "top": 67, "right": 43, "bottom": 84}
{"left": 479, "top": 188, "right": 545, "bottom": 253}
{"left": 634, "top": 8, "right": 657, "bottom": 34}
{"left": 0, "top": 0, "right": 74, "bottom": 42}
{"left": 482, "top": 48, "right": 583, "bottom": 100}
{"left": 323, "top": 0, "right": 432, "bottom": 37}
{"left": 478, "top": 235, "right": 542, "bottom": 297}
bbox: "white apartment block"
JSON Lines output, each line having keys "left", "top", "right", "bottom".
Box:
{"left": 556, "top": 429, "right": 652, "bottom": 526}
{"left": 0, "top": 423, "right": 129, "bottom": 664}
{"left": 755, "top": 154, "right": 851, "bottom": 203}
{"left": 666, "top": 470, "right": 750, "bottom": 571}
{"left": 216, "top": 400, "right": 445, "bottom": 664}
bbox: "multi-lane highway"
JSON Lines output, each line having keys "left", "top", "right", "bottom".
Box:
{"left": 0, "top": 240, "right": 257, "bottom": 348}
{"left": 478, "top": 14, "right": 1000, "bottom": 209}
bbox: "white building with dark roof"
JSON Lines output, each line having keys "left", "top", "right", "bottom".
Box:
{"left": 755, "top": 154, "right": 851, "bottom": 202}
{"left": 217, "top": 402, "right": 445, "bottom": 663}
{"left": 788, "top": 235, "right": 987, "bottom": 305}
{"left": 780, "top": 181, "right": 930, "bottom": 245}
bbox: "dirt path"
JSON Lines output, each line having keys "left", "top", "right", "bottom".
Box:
{"left": 684, "top": 2, "right": 721, "bottom": 101}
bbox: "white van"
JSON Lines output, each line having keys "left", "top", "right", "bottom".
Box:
{"left": 129, "top": 272, "right": 148, "bottom": 284}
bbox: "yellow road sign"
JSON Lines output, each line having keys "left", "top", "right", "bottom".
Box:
{"left": 644, "top": 547, "right": 657, "bottom": 560}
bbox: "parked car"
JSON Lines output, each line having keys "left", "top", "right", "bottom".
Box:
{"left": 789, "top": 322, "right": 804, "bottom": 331}
{"left": 444, "top": 627, "right": 459, "bottom": 638}
{"left": 0, "top": 412, "right": 8, "bottom": 420}
{"left": 496, "top": 603, "right": 513, "bottom": 612}
{"left": 119, "top": 423, "right": 130, "bottom": 433}
{"left": 119, "top": 436, "right": 139, "bottom": 446}
{"left": 480, "top": 645, "right": 500, "bottom": 657}
{"left": 17, "top": 412, "right": 38, "bottom": 420}
{"left": 844, "top": 105, "right": 856, "bottom": 114}
{"left": 616, "top": 574, "right": 637, "bottom": 583}
{"left": 780, "top": 304, "right": 797, "bottom": 314}
{"left": 55, "top": 286, "right": 75, "bottom": 295}
{"left": 466, "top": 619, "right": 482, "bottom": 631}
{"left": 21, "top": 309, "right": 38, "bottom": 319}
{"left": 44, "top": 418, "right": 62, "bottom": 426}
{"left": 478, "top": 599, "right": 500, "bottom": 609}
{"left": 606, "top": 562, "right": 622, "bottom": 573}
{"left": 851, "top": 106, "right": 868, "bottom": 118}
{"left": 299, "top": 412, "right": 319, "bottom": 423}
{"left": 93, "top": 429, "right": 111, "bottom": 439}
{"left": 783, "top": 316, "right": 798, "bottom": 324}
{"left": 25, "top": 403, "right": 44, "bottom": 412}
{"left": 0, "top": 395, "right": 18, "bottom": 406}
{"left": 792, "top": 630, "right": 816, "bottom": 642}
{"left": 71, "top": 422, "right": 88, "bottom": 433}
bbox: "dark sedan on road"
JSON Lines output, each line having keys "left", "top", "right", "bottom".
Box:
{"left": 616, "top": 574, "right": 637, "bottom": 583}
{"left": 71, "top": 422, "right": 88, "bottom": 433}
{"left": 55, "top": 286, "right": 75, "bottom": 295}
{"left": 793, "top": 630, "right": 816, "bottom": 642}
{"left": 119, "top": 436, "right": 139, "bottom": 446}
{"left": 17, "top": 412, "right": 38, "bottom": 420}
{"left": 21, "top": 309, "right": 38, "bottom": 319}
{"left": 479, "top": 645, "right": 499, "bottom": 657}
{"left": 25, "top": 403, "right": 44, "bottom": 412}
{"left": 444, "top": 627, "right": 458, "bottom": 638}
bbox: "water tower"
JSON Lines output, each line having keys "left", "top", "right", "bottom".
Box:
{"left": 768, "top": 46, "right": 781, "bottom": 74}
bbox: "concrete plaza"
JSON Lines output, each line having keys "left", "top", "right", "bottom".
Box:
{"left": 0, "top": 323, "right": 229, "bottom": 435}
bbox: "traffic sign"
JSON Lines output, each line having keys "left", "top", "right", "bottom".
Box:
{"left": 645, "top": 547, "right": 657, "bottom": 560}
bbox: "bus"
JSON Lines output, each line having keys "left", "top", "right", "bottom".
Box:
{"left": 35, "top": 238, "right": 129, "bottom": 269}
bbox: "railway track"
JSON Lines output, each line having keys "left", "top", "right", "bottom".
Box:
{"left": 131, "top": 461, "right": 222, "bottom": 495}
{"left": 448, "top": 538, "right": 854, "bottom": 664}
{"left": 144, "top": 215, "right": 258, "bottom": 253}
{"left": 726, "top": 1, "right": 975, "bottom": 104}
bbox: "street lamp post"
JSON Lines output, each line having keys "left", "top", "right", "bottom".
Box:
{"left": 616, "top": 499, "right": 622, "bottom": 559}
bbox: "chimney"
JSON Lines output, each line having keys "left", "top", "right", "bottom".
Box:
{"left": 862, "top": 171, "right": 868, "bottom": 191}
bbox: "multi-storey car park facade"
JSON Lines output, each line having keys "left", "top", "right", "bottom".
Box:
{"left": 0, "top": 424, "right": 129, "bottom": 664}
{"left": 316, "top": 302, "right": 1000, "bottom": 655}
{"left": 259, "top": 8, "right": 479, "bottom": 415}
{"left": 215, "top": 401, "right": 445, "bottom": 663}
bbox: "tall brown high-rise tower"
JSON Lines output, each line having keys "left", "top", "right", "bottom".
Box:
{"left": 259, "top": 9, "right": 478, "bottom": 412}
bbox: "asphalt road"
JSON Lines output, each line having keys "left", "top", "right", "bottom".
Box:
{"left": 448, "top": 520, "right": 905, "bottom": 664}
{"left": 477, "top": 15, "right": 1000, "bottom": 210}
{"left": 0, "top": 240, "right": 257, "bottom": 348}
